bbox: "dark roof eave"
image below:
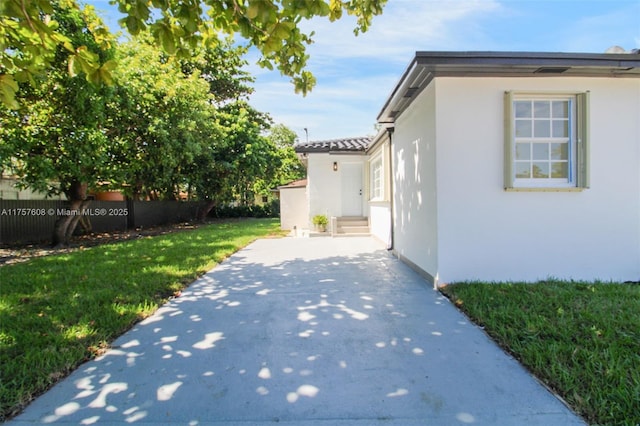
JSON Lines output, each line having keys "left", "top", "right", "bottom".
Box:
{"left": 414, "top": 51, "right": 640, "bottom": 68}
{"left": 377, "top": 51, "right": 640, "bottom": 122}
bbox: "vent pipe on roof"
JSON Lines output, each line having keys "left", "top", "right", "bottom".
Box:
{"left": 605, "top": 45, "right": 626, "bottom": 53}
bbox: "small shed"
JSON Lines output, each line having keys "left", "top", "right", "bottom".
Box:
{"left": 277, "top": 179, "right": 308, "bottom": 233}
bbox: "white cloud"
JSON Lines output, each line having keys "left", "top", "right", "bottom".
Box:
{"left": 88, "top": 0, "right": 639, "bottom": 143}
{"left": 244, "top": 0, "right": 640, "bottom": 141}
{"left": 250, "top": 73, "right": 398, "bottom": 141}
{"left": 248, "top": 0, "right": 501, "bottom": 140}
{"left": 558, "top": 3, "right": 640, "bottom": 52}
{"left": 303, "top": 0, "right": 501, "bottom": 64}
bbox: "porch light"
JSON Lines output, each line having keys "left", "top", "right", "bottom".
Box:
{"left": 333, "top": 161, "right": 338, "bottom": 171}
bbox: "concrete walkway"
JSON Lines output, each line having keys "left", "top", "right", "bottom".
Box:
{"left": 8, "top": 237, "right": 585, "bottom": 425}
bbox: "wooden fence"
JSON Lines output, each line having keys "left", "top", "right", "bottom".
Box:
{"left": 0, "top": 200, "right": 203, "bottom": 245}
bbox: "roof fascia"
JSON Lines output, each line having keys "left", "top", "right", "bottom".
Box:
{"left": 378, "top": 51, "right": 640, "bottom": 123}
{"left": 376, "top": 55, "right": 420, "bottom": 122}
{"left": 366, "top": 125, "right": 393, "bottom": 154}
{"left": 294, "top": 146, "right": 329, "bottom": 153}
{"left": 414, "top": 51, "right": 640, "bottom": 68}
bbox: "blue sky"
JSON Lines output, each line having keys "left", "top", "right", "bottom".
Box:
{"left": 90, "top": 0, "right": 640, "bottom": 142}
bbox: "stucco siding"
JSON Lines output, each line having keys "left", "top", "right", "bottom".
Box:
{"left": 369, "top": 203, "right": 391, "bottom": 245}
{"left": 0, "top": 178, "right": 66, "bottom": 200}
{"left": 307, "top": 153, "right": 367, "bottom": 231}
{"left": 434, "top": 77, "right": 640, "bottom": 283}
{"left": 367, "top": 137, "right": 391, "bottom": 245}
{"left": 279, "top": 187, "right": 309, "bottom": 231}
{"left": 392, "top": 83, "right": 438, "bottom": 281}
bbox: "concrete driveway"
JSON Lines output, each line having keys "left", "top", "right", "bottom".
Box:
{"left": 8, "top": 237, "right": 585, "bottom": 425}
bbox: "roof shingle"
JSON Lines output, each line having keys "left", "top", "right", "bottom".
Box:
{"left": 277, "top": 179, "right": 307, "bottom": 189}
{"left": 294, "top": 136, "right": 372, "bottom": 153}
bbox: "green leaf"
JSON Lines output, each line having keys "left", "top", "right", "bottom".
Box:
{"left": 329, "top": 0, "right": 343, "bottom": 20}
{"left": 157, "top": 25, "right": 176, "bottom": 55}
{"left": 151, "top": 0, "right": 169, "bottom": 9}
{"left": 0, "top": 74, "right": 20, "bottom": 109}
{"left": 50, "top": 32, "right": 74, "bottom": 52}
{"left": 89, "top": 60, "right": 117, "bottom": 86}
{"left": 292, "top": 70, "right": 316, "bottom": 96}
{"left": 134, "top": 0, "right": 151, "bottom": 20}
{"left": 1, "top": 0, "right": 25, "bottom": 19}
{"left": 257, "top": 58, "right": 274, "bottom": 71}
{"left": 246, "top": 3, "right": 260, "bottom": 20}
{"left": 121, "top": 15, "right": 143, "bottom": 35}
{"left": 68, "top": 54, "right": 79, "bottom": 76}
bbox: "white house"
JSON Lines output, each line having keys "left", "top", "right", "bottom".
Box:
{"left": 293, "top": 137, "right": 373, "bottom": 235}
{"left": 0, "top": 174, "right": 66, "bottom": 200}
{"left": 292, "top": 51, "right": 640, "bottom": 284}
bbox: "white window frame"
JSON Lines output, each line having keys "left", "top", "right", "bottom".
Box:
{"left": 370, "top": 154, "right": 383, "bottom": 201}
{"left": 504, "top": 91, "right": 590, "bottom": 191}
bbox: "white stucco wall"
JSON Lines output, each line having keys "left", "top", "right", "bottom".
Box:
{"left": 307, "top": 153, "right": 367, "bottom": 231}
{"left": 431, "top": 77, "right": 640, "bottom": 283}
{"left": 367, "top": 138, "right": 392, "bottom": 245}
{"left": 369, "top": 203, "right": 391, "bottom": 245}
{"left": 392, "top": 83, "right": 439, "bottom": 281}
{"left": 0, "top": 178, "right": 65, "bottom": 200}
{"left": 279, "top": 186, "right": 308, "bottom": 231}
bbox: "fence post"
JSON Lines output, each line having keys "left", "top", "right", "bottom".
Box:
{"left": 126, "top": 199, "right": 135, "bottom": 229}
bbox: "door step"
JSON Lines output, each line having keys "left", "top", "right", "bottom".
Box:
{"left": 334, "top": 216, "right": 369, "bottom": 236}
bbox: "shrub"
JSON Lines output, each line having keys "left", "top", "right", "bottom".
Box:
{"left": 312, "top": 214, "right": 328, "bottom": 226}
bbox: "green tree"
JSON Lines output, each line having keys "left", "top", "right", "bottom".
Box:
{"left": 179, "top": 37, "right": 254, "bottom": 103}
{"left": 1, "top": 0, "right": 388, "bottom": 107}
{"left": 267, "top": 124, "right": 306, "bottom": 184}
{"left": 0, "top": 2, "right": 116, "bottom": 246}
{"left": 190, "top": 101, "right": 277, "bottom": 220}
{"left": 0, "top": 0, "right": 115, "bottom": 108}
{"left": 253, "top": 123, "right": 305, "bottom": 197}
{"left": 106, "top": 37, "right": 215, "bottom": 200}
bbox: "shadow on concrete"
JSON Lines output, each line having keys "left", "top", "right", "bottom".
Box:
{"left": 8, "top": 238, "right": 584, "bottom": 425}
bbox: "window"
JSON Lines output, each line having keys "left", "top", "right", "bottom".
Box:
{"left": 370, "top": 155, "right": 383, "bottom": 200}
{"left": 504, "top": 92, "right": 589, "bottom": 190}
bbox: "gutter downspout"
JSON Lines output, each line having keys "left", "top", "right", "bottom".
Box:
{"left": 386, "top": 127, "right": 395, "bottom": 251}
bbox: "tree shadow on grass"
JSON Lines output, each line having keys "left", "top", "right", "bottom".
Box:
{"left": 0, "top": 223, "right": 267, "bottom": 420}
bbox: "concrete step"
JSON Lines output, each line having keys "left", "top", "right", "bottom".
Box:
{"left": 335, "top": 216, "right": 369, "bottom": 236}
{"left": 338, "top": 220, "right": 368, "bottom": 227}
{"left": 337, "top": 217, "right": 368, "bottom": 225}
{"left": 338, "top": 226, "right": 370, "bottom": 234}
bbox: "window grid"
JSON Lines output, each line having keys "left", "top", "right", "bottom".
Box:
{"left": 513, "top": 98, "right": 574, "bottom": 184}
{"left": 371, "top": 157, "right": 382, "bottom": 200}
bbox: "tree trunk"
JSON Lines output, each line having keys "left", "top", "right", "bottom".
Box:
{"left": 65, "top": 200, "right": 91, "bottom": 242}
{"left": 52, "top": 181, "right": 88, "bottom": 248}
{"left": 198, "top": 200, "right": 216, "bottom": 222}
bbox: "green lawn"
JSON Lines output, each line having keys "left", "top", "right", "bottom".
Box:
{"left": 440, "top": 281, "right": 640, "bottom": 426}
{"left": 0, "top": 218, "right": 281, "bottom": 421}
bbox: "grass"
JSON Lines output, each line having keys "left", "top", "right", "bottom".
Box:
{"left": 440, "top": 281, "right": 640, "bottom": 426}
{"left": 0, "top": 218, "right": 282, "bottom": 421}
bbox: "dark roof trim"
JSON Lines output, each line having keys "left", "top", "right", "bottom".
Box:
{"left": 294, "top": 136, "right": 372, "bottom": 153}
{"left": 378, "top": 51, "right": 640, "bottom": 122}
{"left": 413, "top": 51, "right": 640, "bottom": 68}
{"left": 366, "top": 124, "right": 394, "bottom": 154}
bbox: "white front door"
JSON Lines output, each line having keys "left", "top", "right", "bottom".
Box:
{"left": 341, "top": 162, "right": 363, "bottom": 216}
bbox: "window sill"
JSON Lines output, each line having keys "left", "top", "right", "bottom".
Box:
{"left": 369, "top": 198, "right": 390, "bottom": 204}
{"left": 505, "top": 187, "right": 586, "bottom": 192}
